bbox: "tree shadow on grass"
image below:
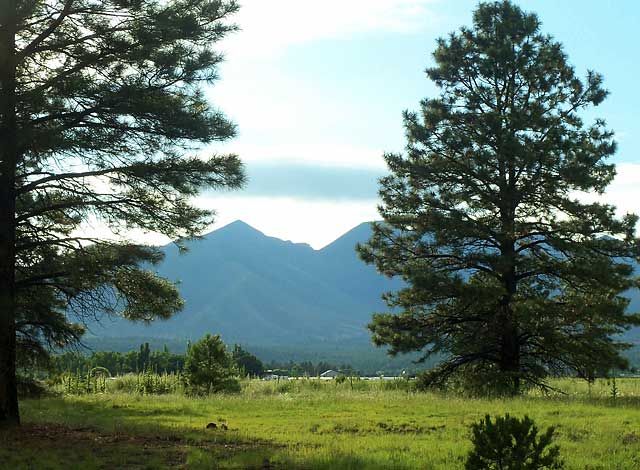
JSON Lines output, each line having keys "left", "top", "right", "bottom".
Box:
{"left": 1, "top": 421, "right": 286, "bottom": 469}
{"left": 13, "top": 396, "right": 281, "bottom": 469}
{"left": 0, "top": 422, "right": 188, "bottom": 469}
{"left": 15, "top": 396, "right": 443, "bottom": 469}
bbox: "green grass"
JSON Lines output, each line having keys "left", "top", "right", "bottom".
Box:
{"left": 6, "top": 378, "right": 640, "bottom": 469}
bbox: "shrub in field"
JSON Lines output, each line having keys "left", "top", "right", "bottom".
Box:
{"left": 183, "top": 334, "right": 240, "bottom": 395}
{"left": 52, "top": 369, "right": 182, "bottom": 395}
{"left": 137, "top": 370, "right": 181, "bottom": 395}
{"left": 109, "top": 371, "right": 183, "bottom": 395}
{"left": 58, "top": 370, "right": 107, "bottom": 395}
{"left": 465, "top": 414, "right": 563, "bottom": 470}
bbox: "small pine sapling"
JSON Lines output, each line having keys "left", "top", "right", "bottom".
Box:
{"left": 465, "top": 414, "right": 563, "bottom": 470}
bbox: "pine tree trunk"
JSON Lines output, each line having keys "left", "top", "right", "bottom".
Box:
{"left": 498, "top": 231, "right": 521, "bottom": 394}
{"left": 0, "top": 0, "right": 19, "bottom": 425}
{"left": 0, "top": 268, "right": 18, "bottom": 425}
{"left": 494, "top": 138, "right": 522, "bottom": 394}
{"left": 499, "top": 313, "right": 521, "bottom": 394}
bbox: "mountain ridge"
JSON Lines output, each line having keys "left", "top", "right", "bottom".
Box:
{"left": 87, "top": 220, "right": 640, "bottom": 350}
{"left": 88, "top": 219, "right": 395, "bottom": 346}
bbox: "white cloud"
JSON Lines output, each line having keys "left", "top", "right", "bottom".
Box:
{"left": 575, "top": 163, "right": 640, "bottom": 219}
{"left": 203, "top": 2, "right": 435, "bottom": 172}
{"left": 603, "top": 163, "right": 640, "bottom": 215}
{"left": 224, "top": 0, "right": 440, "bottom": 59}
{"left": 207, "top": 65, "right": 369, "bottom": 140}
{"left": 195, "top": 195, "right": 379, "bottom": 249}
{"left": 207, "top": 62, "right": 404, "bottom": 169}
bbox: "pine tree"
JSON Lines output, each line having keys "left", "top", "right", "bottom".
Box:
{"left": 183, "top": 333, "right": 239, "bottom": 395}
{"left": 358, "top": 0, "right": 640, "bottom": 394}
{"left": 0, "top": 0, "right": 244, "bottom": 423}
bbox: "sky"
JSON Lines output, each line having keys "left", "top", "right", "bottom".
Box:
{"left": 183, "top": 0, "right": 640, "bottom": 249}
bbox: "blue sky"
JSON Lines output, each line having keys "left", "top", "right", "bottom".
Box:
{"left": 189, "top": 0, "right": 640, "bottom": 248}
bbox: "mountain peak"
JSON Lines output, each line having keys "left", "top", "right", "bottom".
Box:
{"left": 225, "top": 219, "right": 258, "bottom": 230}
{"left": 213, "top": 220, "right": 264, "bottom": 236}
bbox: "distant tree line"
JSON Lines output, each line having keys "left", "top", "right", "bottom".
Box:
{"left": 51, "top": 343, "right": 185, "bottom": 376}
{"left": 50, "top": 342, "right": 267, "bottom": 378}
{"left": 48, "top": 342, "right": 361, "bottom": 379}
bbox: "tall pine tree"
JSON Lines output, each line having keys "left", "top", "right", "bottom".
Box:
{"left": 0, "top": 0, "right": 244, "bottom": 424}
{"left": 358, "top": 0, "right": 640, "bottom": 394}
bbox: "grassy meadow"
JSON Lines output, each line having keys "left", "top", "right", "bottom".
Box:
{"left": 2, "top": 378, "right": 639, "bottom": 469}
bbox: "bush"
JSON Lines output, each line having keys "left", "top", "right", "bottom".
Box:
{"left": 465, "top": 414, "right": 563, "bottom": 470}
{"left": 107, "top": 371, "right": 183, "bottom": 395}
{"left": 183, "top": 334, "right": 240, "bottom": 395}
{"left": 57, "top": 370, "right": 107, "bottom": 395}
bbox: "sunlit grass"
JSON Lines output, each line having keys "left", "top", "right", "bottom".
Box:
{"left": 10, "top": 378, "right": 640, "bottom": 469}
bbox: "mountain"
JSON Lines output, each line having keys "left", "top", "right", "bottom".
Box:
{"left": 87, "top": 220, "right": 402, "bottom": 346}
{"left": 86, "top": 220, "right": 640, "bottom": 357}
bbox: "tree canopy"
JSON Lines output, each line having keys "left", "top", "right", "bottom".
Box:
{"left": 0, "top": 0, "right": 244, "bottom": 424}
{"left": 183, "top": 333, "right": 239, "bottom": 395}
{"left": 358, "top": 0, "right": 640, "bottom": 394}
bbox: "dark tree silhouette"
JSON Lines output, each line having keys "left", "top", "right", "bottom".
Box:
{"left": 358, "top": 0, "right": 640, "bottom": 394}
{"left": 0, "top": 0, "right": 244, "bottom": 424}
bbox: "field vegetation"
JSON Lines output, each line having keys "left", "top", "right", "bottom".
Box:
{"left": 3, "top": 377, "right": 639, "bottom": 469}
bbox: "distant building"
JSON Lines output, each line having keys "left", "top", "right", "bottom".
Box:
{"left": 320, "top": 369, "right": 340, "bottom": 379}
{"left": 262, "top": 370, "right": 288, "bottom": 381}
